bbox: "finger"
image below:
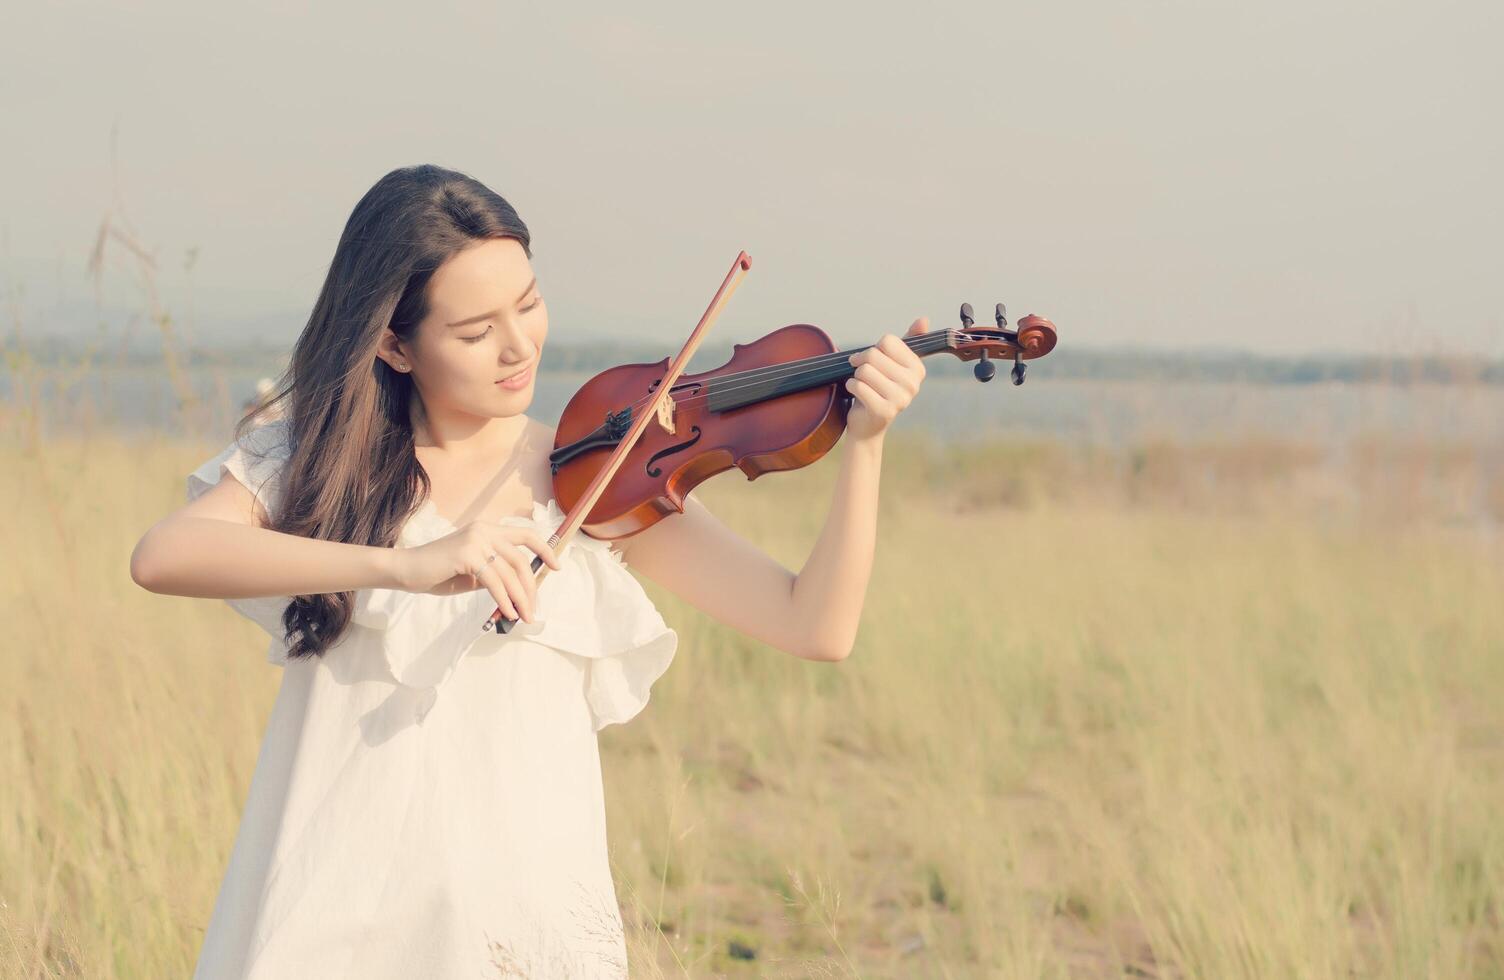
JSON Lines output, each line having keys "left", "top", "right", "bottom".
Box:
{"left": 844, "top": 377, "right": 894, "bottom": 420}
{"left": 878, "top": 332, "right": 924, "bottom": 374}
{"left": 495, "top": 543, "right": 539, "bottom": 621}
{"left": 854, "top": 362, "right": 910, "bottom": 411}
{"left": 904, "top": 316, "right": 930, "bottom": 336}
{"left": 491, "top": 536, "right": 540, "bottom": 621}
{"left": 856, "top": 360, "right": 916, "bottom": 405}
{"left": 526, "top": 530, "right": 563, "bottom": 571}
{"left": 849, "top": 333, "right": 899, "bottom": 369}
{"left": 857, "top": 343, "right": 897, "bottom": 377}
{"left": 484, "top": 556, "right": 532, "bottom": 625}
{"left": 472, "top": 555, "right": 524, "bottom": 623}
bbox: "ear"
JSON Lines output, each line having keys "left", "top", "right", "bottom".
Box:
{"left": 375, "top": 328, "right": 413, "bottom": 374}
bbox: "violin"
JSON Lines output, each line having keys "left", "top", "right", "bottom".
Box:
{"left": 482, "top": 252, "right": 1057, "bottom": 633}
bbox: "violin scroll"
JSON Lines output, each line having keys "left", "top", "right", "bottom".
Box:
{"left": 1015, "top": 314, "right": 1057, "bottom": 356}
{"left": 950, "top": 305, "right": 1057, "bottom": 363}
{"left": 954, "top": 301, "right": 1056, "bottom": 384}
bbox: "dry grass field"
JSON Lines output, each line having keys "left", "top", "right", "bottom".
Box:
{"left": 2, "top": 378, "right": 1502, "bottom": 977}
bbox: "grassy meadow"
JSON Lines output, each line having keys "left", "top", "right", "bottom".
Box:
{"left": 2, "top": 369, "right": 1502, "bottom": 978}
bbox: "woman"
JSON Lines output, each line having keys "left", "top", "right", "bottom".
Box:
{"left": 129, "top": 164, "right": 928, "bottom": 978}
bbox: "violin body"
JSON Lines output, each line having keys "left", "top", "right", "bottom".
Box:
{"left": 550, "top": 310, "right": 1057, "bottom": 541}
{"left": 553, "top": 323, "right": 851, "bottom": 539}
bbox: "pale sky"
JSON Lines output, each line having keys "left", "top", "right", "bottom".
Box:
{"left": 3, "top": 0, "right": 1500, "bottom": 357}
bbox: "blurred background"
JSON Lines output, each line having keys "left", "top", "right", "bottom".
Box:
{"left": 2, "top": 1, "right": 1501, "bottom": 977}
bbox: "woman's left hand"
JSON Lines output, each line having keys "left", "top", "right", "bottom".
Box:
{"left": 844, "top": 317, "right": 930, "bottom": 442}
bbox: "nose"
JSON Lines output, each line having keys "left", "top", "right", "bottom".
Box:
{"left": 499, "top": 324, "right": 537, "bottom": 365}
{"left": 503, "top": 344, "right": 536, "bottom": 368}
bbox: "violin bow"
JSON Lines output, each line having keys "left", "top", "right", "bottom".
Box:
{"left": 482, "top": 250, "right": 754, "bottom": 633}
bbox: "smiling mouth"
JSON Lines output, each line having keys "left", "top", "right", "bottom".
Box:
{"left": 497, "top": 363, "right": 533, "bottom": 384}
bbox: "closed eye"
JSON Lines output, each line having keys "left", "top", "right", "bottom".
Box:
{"left": 460, "top": 297, "right": 542, "bottom": 343}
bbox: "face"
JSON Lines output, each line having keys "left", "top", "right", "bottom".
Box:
{"left": 378, "top": 236, "right": 546, "bottom": 421}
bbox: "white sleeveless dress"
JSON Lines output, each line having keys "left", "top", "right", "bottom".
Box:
{"left": 185, "top": 419, "right": 677, "bottom": 979}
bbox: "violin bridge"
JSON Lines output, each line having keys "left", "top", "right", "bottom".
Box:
{"left": 655, "top": 393, "right": 677, "bottom": 434}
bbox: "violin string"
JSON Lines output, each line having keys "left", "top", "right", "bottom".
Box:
{"left": 607, "top": 328, "right": 966, "bottom": 419}
{"left": 605, "top": 335, "right": 941, "bottom": 420}
{"left": 610, "top": 329, "right": 965, "bottom": 420}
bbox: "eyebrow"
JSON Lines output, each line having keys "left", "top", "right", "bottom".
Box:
{"left": 445, "top": 276, "right": 538, "bottom": 328}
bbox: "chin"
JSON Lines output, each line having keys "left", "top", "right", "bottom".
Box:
{"left": 492, "top": 391, "right": 533, "bottom": 412}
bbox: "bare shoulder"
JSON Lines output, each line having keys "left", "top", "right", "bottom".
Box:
{"left": 526, "top": 419, "right": 558, "bottom": 479}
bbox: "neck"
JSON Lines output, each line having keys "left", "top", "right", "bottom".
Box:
{"left": 410, "top": 402, "right": 529, "bottom": 460}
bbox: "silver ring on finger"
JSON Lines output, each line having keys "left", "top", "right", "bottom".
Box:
{"left": 485, "top": 552, "right": 498, "bottom": 564}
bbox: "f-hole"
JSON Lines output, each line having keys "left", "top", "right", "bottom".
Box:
{"left": 646, "top": 426, "right": 702, "bottom": 478}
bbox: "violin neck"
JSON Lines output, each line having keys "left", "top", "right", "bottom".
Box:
{"left": 705, "top": 330, "right": 956, "bottom": 413}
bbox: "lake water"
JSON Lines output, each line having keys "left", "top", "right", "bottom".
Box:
{"left": 6, "top": 364, "right": 1502, "bottom": 451}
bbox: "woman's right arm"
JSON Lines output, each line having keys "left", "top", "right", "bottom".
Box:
{"left": 129, "top": 469, "right": 400, "bottom": 600}
{"left": 129, "top": 469, "right": 563, "bottom": 623}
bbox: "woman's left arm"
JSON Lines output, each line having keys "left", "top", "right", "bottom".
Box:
{"left": 615, "top": 318, "right": 930, "bottom": 662}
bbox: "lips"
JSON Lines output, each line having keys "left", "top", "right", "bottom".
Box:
{"left": 497, "top": 363, "right": 533, "bottom": 385}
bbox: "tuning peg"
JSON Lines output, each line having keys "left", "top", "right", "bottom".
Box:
{"left": 974, "top": 351, "right": 996, "bottom": 383}
{"left": 1011, "top": 355, "right": 1026, "bottom": 386}
{"left": 959, "top": 303, "right": 974, "bottom": 328}
{"left": 995, "top": 303, "right": 1008, "bottom": 328}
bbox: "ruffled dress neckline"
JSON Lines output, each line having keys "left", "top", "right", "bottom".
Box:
{"left": 357, "top": 495, "right": 663, "bottom": 728}
{"left": 186, "top": 420, "right": 674, "bottom": 733}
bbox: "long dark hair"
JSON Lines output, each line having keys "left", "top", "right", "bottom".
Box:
{"left": 238, "top": 164, "right": 532, "bottom": 659}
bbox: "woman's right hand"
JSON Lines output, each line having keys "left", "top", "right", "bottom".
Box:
{"left": 393, "top": 522, "right": 563, "bottom": 624}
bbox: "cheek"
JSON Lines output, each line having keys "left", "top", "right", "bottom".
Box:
{"left": 424, "top": 346, "right": 489, "bottom": 388}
